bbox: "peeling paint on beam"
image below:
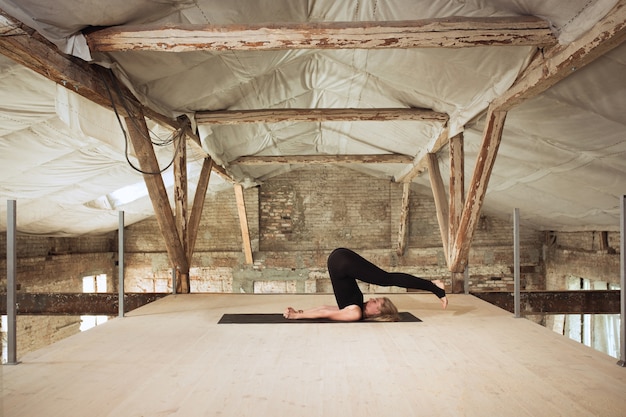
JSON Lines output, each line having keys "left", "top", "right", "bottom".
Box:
{"left": 85, "top": 16, "right": 556, "bottom": 52}
{"left": 0, "top": 293, "right": 168, "bottom": 315}
{"left": 195, "top": 107, "right": 449, "bottom": 125}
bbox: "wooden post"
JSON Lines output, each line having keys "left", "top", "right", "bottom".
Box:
{"left": 397, "top": 182, "right": 411, "bottom": 256}
{"left": 426, "top": 153, "right": 449, "bottom": 264}
{"left": 234, "top": 184, "right": 253, "bottom": 264}
{"left": 174, "top": 131, "right": 190, "bottom": 293}
{"left": 449, "top": 133, "right": 465, "bottom": 293}
{"left": 187, "top": 157, "right": 213, "bottom": 263}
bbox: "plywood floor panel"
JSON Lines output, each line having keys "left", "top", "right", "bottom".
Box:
{"left": 2, "top": 293, "right": 626, "bottom": 417}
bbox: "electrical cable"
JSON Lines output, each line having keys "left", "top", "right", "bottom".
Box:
{"left": 100, "top": 69, "right": 184, "bottom": 175}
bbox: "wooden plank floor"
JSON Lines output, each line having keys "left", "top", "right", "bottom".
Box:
{"left": 2, "top": 293, "right": 626, "bottom": 417}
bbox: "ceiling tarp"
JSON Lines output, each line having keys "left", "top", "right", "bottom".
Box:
{"left": 0, "top": 0, "right": 624, "bottom": 235}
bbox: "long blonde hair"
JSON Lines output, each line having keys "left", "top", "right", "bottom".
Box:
{"left": 366, "top": 297, "right": 400, "bottom": 322}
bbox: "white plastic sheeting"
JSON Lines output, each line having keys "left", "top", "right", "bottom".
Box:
{"left": 0, "top": 0, "right": 624, "bottom": 235}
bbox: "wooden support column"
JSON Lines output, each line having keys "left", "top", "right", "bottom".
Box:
{"left": 448, "top": 133, "right": 466, "bottom": 292}
{"left": 124, "top": 110, "right": 189, "bottom": 276}
{"left": 187, "top": 157, "right": 213, "bottom": 262}
{"left": 449, "top": 109, "right": 507, "bottom": 272}
{"left": 397, "top": 182, "right": 411, "bottom": 256}
{"left": 173, "top": 131, "right": 190, "bottom": 293}
{"left": 234, "top": 184, "right": 253, "bottom": 264}
{"left": 426, "top": 153, "right": 449, "bottom": 264}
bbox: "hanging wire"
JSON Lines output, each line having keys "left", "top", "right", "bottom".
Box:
{"left": 100, "top": 68, "right": 184, "bottom": 175}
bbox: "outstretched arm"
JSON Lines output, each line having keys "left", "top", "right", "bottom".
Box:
{"left": 283, "top": 304, "right": 362, "bottom": 321}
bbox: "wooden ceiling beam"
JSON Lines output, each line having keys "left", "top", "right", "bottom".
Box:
{"left": 196, "top": 107, "right": 448, "bottom": 125}
{"left": 231, "top": 154, "right": 413, "bottom": 165}
{"left": 84, "top": 16, "right": 556, "bottom": 53}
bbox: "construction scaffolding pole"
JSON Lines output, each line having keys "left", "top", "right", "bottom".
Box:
{"left": 5, "top": 200, "right": 18, "bottom": 365}
{"left": 618, "top": 195, "right": 625, "bottom": 367}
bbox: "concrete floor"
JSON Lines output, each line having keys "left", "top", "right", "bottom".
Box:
{"left": 2, "top": 293, "right": 626, "bottom": 417}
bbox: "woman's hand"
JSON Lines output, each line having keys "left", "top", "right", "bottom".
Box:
{"left": 283, "top": 307, "right": 302, "bottom": 319}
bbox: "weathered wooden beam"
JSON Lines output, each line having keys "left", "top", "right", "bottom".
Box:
{"left": 491, "top": 0, "right": 626, "bottom": 111}
{"left": 196, "top": 107, "right": 448, "bottom": 125}
{"left": 448, "top": 133, "right": 464, "bottom": 254}
{"left": 426, "top": 153, "right": 449, "bottom": 264}
{"left": 174, "top": 130, "right": 190, "bottom": 293}
{"left": 231, "top": 154, "right": 413, "bottom": 165}
{"left": 449, "top": 109, "right": 507, "bottom": 272}
{"left": 396, "top": 182, "right": 411, "bottom": 256}
{"left": 0, "top": 293, "right": 168, "bottom": 315}
{"left": 472, "top": 291, "right": 621, "bottom": 315}
{"left": 187, "top": 157, "right": 213, "bottom": 263}
{"left": 448, "top": 133, "right": 465, "bottom": 292}
{"left": 84, "top": 16, "right": 556, "bottom": 53}
{"left": 125, "top": 110, "right": 190, "bottom": 276}
{"left": 234, "top": 184, "right": 253, "bottom": 264}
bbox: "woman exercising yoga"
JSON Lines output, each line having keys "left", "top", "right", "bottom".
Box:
{"left": 283, "top": 247, "right": 447, "bottom": 322}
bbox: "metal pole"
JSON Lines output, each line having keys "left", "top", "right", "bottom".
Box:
{"left": 118, "top": 211, "right": 124, "bottom": 318}
{"left": 618, "top": 196, "right": 626, "bottom": 367}
{"left": 172, "top": 268, "right": 177, "bottom": 294}
{"left": 6, "top": 200, "right": 18, "bottom": 364}
{"left": 514, "top": 208, "right": 521, "bottom": 318}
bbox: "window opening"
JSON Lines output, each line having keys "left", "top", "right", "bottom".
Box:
{"left": 557, "top": 276, "right": 620, "bottom": 358}
{"left": 81, "top": 274, "right": 109, "bottom": 331}
{"left": 1, "top": 315, "right": 7, "bottom": 364}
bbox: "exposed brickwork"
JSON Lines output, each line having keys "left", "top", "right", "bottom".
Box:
{"left": 259, "top": 166, "right": 393, "bottom": 250}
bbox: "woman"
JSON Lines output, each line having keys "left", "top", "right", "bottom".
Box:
{"left": 284, "top": 247, "right": 448, "bottom": 322}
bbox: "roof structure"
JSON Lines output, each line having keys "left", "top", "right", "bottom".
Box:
{"left": 0, "top": 0, "right": 625, "bottom": 242}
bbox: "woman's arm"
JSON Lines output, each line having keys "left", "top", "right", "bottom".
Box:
{"left": 283, "top": 304, "right": 362, "bottom": 321}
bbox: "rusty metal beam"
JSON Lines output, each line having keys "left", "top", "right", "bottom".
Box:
{"left": 472, "top": 290, "right": 620, "bottom": 315}
{"left": 0, "top": 293, "right": 168, "bottom": 315}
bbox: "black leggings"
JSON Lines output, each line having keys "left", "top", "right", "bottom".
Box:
{"left": 327, "top": 248, "right": 446, "bottom": 309}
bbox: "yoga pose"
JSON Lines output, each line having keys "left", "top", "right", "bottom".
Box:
{"left": 284, "top": 247, "right": 447, "bottom": 322}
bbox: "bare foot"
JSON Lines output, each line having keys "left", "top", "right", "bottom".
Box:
{"left": 433, "top": 280, "right": 448, "bottom": 309}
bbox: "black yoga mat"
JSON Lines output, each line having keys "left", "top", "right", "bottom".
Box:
{"left": 218, "top": 312, "right": 421, "bottom": 324}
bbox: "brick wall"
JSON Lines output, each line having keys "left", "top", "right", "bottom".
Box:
{"left": 120, "top": 165, "right": 544, "bottom": 294}
{"left": 259, "top": 165, "right": 394, "bottom": 250}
